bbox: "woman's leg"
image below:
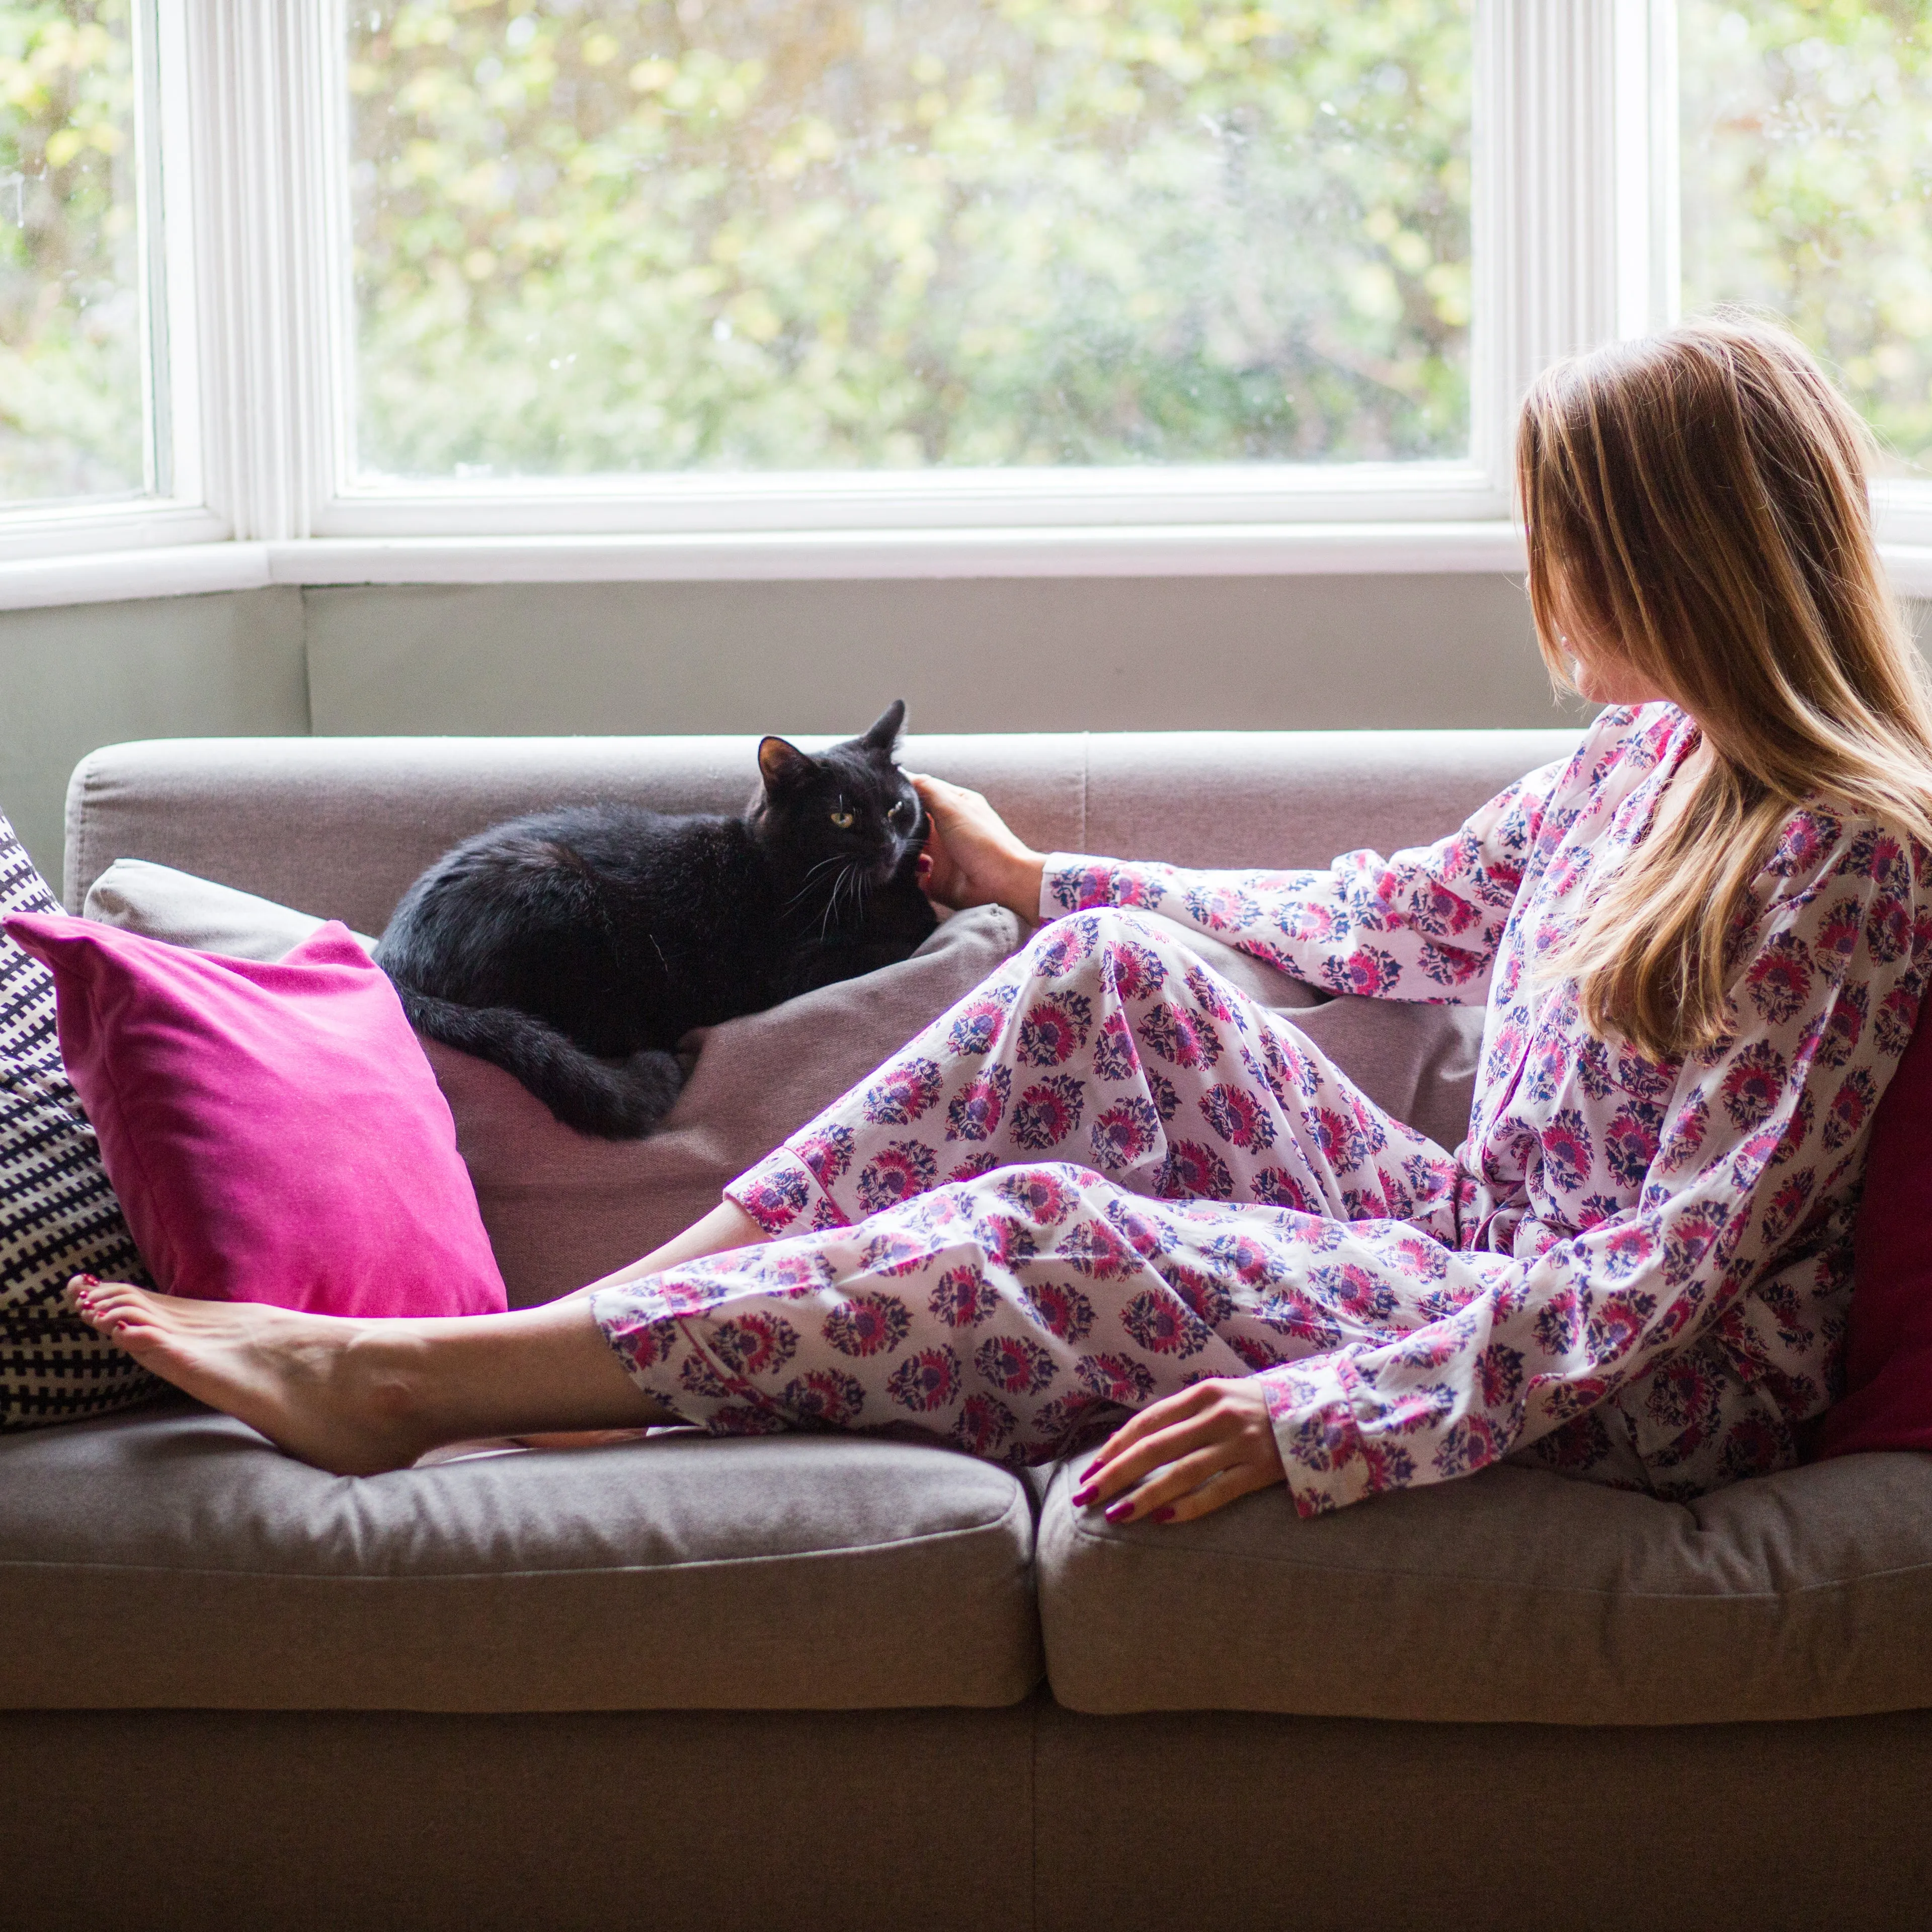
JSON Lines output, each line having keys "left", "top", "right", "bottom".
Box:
{"left": 71, "top": 1277, "right": 679, "bottom": 1476}
{"left": 729, "top": 907, "right": 1458, "bottom": 1242}
{"left": 514, "top": 1198, "right": 770, "bottom": 1446}
{"left": 589, "top": 1154, "right": 1469, "bottom": 1475}
{"left": 69, "top": 1194, "right": 778, "bottom": 1470}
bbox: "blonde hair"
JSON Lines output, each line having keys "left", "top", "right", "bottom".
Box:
{"left": 1518, "top": 315, "right": 1932, "bottom": 1060}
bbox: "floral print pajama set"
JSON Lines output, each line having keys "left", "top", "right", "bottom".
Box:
{"left": 591, "top": 703, "right": 1928, "bottom": 1513}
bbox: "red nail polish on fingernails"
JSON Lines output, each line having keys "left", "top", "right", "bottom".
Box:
{"left": 1151, "top": 1505, "right": 1176, "bottom": 1524}
{"left": 1079, "top": 1460, "right": 1102, "bottom": 1482}
{"left": 1103, "top": 1500, "right": 1135, "bottom": 1524}
{"left": 1072, "top": 1485, "right": 1097, "bottom": 1507}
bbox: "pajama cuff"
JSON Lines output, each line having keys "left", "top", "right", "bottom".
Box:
{"left": 725, "top": 1145, "right": 849, "bottom": 1240}
{"left": 1259, "top": 1357, "right": 1380, "bottom": 1517}
{"left": 589, "top": 1277, "right": 789, "bottom": 1437}
{"left": 1035, "top": 857, "right": 1151, "bottom": 923}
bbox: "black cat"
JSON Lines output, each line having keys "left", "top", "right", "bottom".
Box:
{"left": 377, "top": 700, "right": 936, "bottom": 1138}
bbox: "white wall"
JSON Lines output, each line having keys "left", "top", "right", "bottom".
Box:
{"left": 302, "top": 575, "right": 1559, "bottom": 738}
{"left": 0, "top": 587, "right": 308, "bottom": 886}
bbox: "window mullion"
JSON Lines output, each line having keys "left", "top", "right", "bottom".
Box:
{"left": 185, "top": 0, "right": 339, "bottom": 543}
{"left": 150, "top": 0, "right": 203, "bottom": 512}
{"left": 1614, "top": 0, "right": 1679, "bottom": 338}
{"left": 1478, "top": 0, "right": 1631, "bottom": 494}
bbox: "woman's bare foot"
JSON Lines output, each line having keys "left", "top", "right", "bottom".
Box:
{"left": 70, "top": 1277, "right": 438, "bottom": 1475}
{"left": 69, "top": 1272, "right": 673, "bottom": 1474}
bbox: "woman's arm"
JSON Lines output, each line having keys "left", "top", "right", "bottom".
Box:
{"left": 916, "top": 751, "right": 1578, "bottom": 1004}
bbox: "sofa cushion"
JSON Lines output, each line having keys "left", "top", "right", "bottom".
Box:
{"left": 0, "top": 1400, "right": 1041, "bottom": 1711}
{"left": 85, "top": 856, "right": 380, "bottom": 958}
{"left": 1034, "top": 1451, "right": 1932, "bottom": 1725}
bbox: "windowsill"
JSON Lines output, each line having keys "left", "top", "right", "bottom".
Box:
{"left": 2, "top": 527, "right": 1931, "bottom": 613}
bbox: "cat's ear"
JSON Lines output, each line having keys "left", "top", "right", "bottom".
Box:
{"left": 863, "top": 699, "right": 907, "bottom": 753}
{"left": 758, "top": 735, "right": 817, "bottom": 794}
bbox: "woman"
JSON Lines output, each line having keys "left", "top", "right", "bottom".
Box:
{"left": 71, "top": 318, "right": 1932, "bottom": 1521}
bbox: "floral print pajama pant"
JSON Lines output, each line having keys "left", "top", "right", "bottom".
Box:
{"left": 591, "top": 910, "right": 1467, "bottom": 1469}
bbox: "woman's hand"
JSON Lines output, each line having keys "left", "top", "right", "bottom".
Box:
{"left": 908, "top": 773, "right": 1048, "bottom": 922}
{"left": 1072, "top": 1378, "right": 1286, "bottom": 1523}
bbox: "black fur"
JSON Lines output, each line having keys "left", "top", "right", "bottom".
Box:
{"left": 377, "top": 700, "right": 936, "bottom": 1138}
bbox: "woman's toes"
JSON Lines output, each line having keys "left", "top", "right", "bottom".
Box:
{"left": 70, "top": 1281, "right": 165, "bottom": 1342}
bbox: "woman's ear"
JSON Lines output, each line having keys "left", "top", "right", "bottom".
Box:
{"left": 758, "top": 735, "right": 816, "bottom": 793}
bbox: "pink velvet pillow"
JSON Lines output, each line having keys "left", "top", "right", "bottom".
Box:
{"left": 4, "top": 913, "right": 506, "bottom": 1319}
{"left": 1818, "top": 1004, "right": 1932, "bottom": 1460}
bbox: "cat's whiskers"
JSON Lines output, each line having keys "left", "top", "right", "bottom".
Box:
{"left": 785, "top": 855, "right": 848, "bottom": 919}
{"left": 819, "top": 862, "right": 850, "bottom": 939}
{"left": 821, "top": 859, "right": 869, "bottom": 940}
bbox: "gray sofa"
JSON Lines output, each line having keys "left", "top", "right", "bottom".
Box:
{"left": 6, "top": 729, "right": 1932, "bottom": 1932}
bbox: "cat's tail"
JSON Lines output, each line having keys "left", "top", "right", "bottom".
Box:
{"left": 392, "top": 986, "right": 684, "bottom": 1140}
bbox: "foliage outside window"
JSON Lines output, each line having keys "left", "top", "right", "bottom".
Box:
{"left": 347, "top": 0, "right": 1474, "bottom": 481}
{"left": 1681, "top": 0, "right": 1932, "bottom": 479}
{"left": 5, "top": 1, "right": 1932, "bottom": 537}
{"left": 0, "top": 0, "right": 142, "bottom": 504}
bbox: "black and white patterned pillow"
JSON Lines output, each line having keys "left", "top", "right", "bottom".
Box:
{"left": 0, "top": 813, "right": 158, "bottom": 1427}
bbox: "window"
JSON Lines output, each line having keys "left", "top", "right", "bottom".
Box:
{"left": 0, "top": 0, "right": 151, "bottom": 502}
{"left": 346, "top": 1, "right": 1474, "bottom": 481}
{"left": 0, "top": 0, "right": 209, "bottom": 567}
{"left": 3, "top": 0, "right": 1932, "bottom": 585}
{"left": 1680, "top": 1, "right": 1932, "bottom": 481}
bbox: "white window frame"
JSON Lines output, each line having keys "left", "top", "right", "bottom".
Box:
{"left": 2, "top": 0, "right": 1930, "bottom": 606}
{"left": 0, "top": 0, "right": 224, "bottom": 568}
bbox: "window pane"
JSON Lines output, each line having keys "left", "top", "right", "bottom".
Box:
{"left": 347, "top": 1, "right": 1472, "bottom": 479}
{"left": 1681, "top": 2, "right": 1932, "bottom": 477}
{"left": 0, "top": 0, "right": 146, "bottom": 503}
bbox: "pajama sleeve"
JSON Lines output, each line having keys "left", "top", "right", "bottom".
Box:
{"left": 1256, "top": 815, "right": 1927, "bottom": 1514}
{"left": 1038, "top": 748, "right": 1583, "bottom": 1004}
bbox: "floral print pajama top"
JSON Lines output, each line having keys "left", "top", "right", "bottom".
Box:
{"left": 594, "top": 703, "right": 1928, "bottom": 1513}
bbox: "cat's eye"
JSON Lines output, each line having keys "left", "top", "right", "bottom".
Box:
{"left": 891, "top": 800, "right": 915, "bottom": 827}
{"left": 829, "top": 808, "right": 855, "bottom": 829}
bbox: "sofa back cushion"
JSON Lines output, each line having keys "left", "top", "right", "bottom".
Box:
{"left": 63, "top": 729, "right": 1583, "bottom": 931}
